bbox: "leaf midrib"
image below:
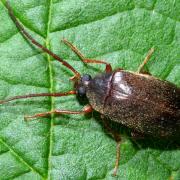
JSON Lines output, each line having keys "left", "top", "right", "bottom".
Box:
{"left": 45, "top": 0, "right": 54, "bottom": 179}
{"left": 1, "top": 0, "right": 54, "bottom": 178}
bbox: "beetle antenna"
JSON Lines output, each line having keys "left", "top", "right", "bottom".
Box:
{"left": 5, "top": 1, "right": 81, "bottom": 79}
{"left": 0, "top": 91, "right": 76, "bottom": 104}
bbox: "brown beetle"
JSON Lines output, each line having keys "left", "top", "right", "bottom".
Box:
{"left": 1, "top": 2, "right": 180, "bottom": 176}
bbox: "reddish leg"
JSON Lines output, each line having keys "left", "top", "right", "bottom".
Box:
{"left": 24, "top": 105, "right": 93, "bottom": 120}
{"left": 137, "top": 48, "right": 154, "bottom": 73}
{"left": 62, "top": 39, "right": 112, "bottom": 73}
{"left": 114, "top": 141, "right": 121, "bottom": 176}
{"left": 101, "top": 115, "right": 121, "bottom": 176}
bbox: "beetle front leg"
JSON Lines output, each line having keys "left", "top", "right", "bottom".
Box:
{"left": 62, "top": 39, "right": 112, "bottom": 73}
{"left": 24, "top": 105, "right": 93, "bottom": 120}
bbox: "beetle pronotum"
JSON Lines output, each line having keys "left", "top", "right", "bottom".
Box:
{"left": 1, "top": 1, "right": 180, "bottom": 176}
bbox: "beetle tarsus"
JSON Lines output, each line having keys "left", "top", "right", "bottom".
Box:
{"left": 113, "top": 140, "right": 121, "bottom": 176}
{"left": 24, "top": 112, "right": 50, "bottom": 120}
{"left": 62, "top": 38, "right": 86, "bottom": 60}
{"left": 137, "top": 48, "right": 154, "bottom": 73}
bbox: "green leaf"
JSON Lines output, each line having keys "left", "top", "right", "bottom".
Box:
{"left": 0, "top": 0, "right": 179, "bottom": 179}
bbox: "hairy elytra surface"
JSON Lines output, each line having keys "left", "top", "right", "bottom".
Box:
{"left": 80, "top": 70, "right": 180, "bottom": 138}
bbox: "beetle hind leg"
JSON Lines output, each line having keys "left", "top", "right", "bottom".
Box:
{"left": 113, "top": 140, "right": 121, "bottom": 176}
{"left": 101, "top": 115, "right": 121, "bottom": 176}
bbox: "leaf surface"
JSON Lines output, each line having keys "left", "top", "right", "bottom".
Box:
{"left": 0, "top": 0, "right": 179, "bottom": 179}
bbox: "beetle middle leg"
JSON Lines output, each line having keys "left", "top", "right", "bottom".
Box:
{"left": 137, "top": 48, "right": 154, "bottom": 73}
{"left": 24, "top": 105, "right": 93, "bottom": 120}
{"left": 62, "top": 39, "right": 112, "bottom": 72}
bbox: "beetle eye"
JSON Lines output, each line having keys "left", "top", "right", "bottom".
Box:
{"left": 81, "top": 74, "right": 91, "bottom": 82}
{"left": 77, "top": 86, "right": 86, "bottom": 97}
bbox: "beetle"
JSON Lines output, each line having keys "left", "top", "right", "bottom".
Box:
{"left": 1, "top": 1, "right": 180, "bottom": 176}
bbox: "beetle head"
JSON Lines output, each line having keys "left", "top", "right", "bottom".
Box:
{"left": 75, "top": 74, "right": 92, "bottom": 98}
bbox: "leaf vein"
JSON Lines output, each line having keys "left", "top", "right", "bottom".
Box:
{"left": 50, "top": 7, "right": 178, "bottom": 34}
{"left": 0, "top": 138, "right": 44, "bottom": 178}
